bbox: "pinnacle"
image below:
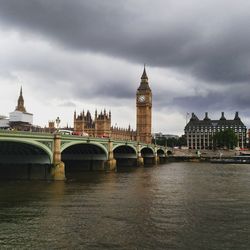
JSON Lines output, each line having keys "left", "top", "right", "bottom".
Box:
{"left": 141, "top": 64, "right": 148, "bottom": 80}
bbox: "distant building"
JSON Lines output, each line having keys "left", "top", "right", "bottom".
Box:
{"left": 73, "top": 67, "right": 152, "bottom": 142}
{"left": 136, "top": 66, "right": 152, "bottom": 144}
{"left": 9, "top": 87, "right": 33, "bottom": 130}
{"left": 153, "top": 133, "right": 179, "bottom": 140}
{"left": 0, "top": 115, "right": 9, "bottom": 129}
{"left": 74, "top": 109, "right": 136, "bottom": 140}
{"left": 184, "top": 112, "right": 247, "bottom": 149}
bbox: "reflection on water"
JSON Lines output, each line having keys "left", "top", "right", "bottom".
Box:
{"left": 1, "top": 162, "right": 250, "bottom": 249}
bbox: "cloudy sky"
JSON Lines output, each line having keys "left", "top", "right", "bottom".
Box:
{"left": 0, "top": 0, "right": 250, "bottom": 135}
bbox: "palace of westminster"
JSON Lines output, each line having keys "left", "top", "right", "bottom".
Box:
{"left": 72, "top": 66, "right": 152, "bottom": 143}
{"left": 0, "top": 67, "right": 248, "bottom": 148}
{"left": 0, "top": 67, "right": 153, "bottom": 144}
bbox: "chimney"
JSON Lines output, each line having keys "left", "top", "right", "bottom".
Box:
{"left": 220, "top": 112, "right": 226, "bottom": 120}
{"left": 234, "top": 111, "right": 240, "bottom": 120}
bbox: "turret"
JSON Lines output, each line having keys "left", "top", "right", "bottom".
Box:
{"left": 190, "top": 113, "right": 199, "bottom": 121}
{"left": 220, "top": 112, "right": 226, "bottom": 120}
{"left": 203, "top": 112, "right": 210, "bottom": 121}
{"left": 234, "top": 111, "right": 241, "bottom": 121}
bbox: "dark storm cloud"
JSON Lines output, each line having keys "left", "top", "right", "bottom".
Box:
{"left": 172, "top": 85, "right": 250, "bottom": 116}
{"left": 72, "top": 79, "right": 134, "bottom": 100}
{"left": 1, "top": 0, "right": 250, "bottom": 85}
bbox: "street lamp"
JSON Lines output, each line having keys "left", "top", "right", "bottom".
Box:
{"left": 55, "top": 116, "right": 61, "bottom": 131}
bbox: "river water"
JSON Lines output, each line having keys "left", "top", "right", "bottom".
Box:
{"left": 0, "top": 162, "right": 250, "bottom": 250}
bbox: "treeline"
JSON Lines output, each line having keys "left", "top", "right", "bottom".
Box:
{"left": 152, "top": 135, "right": 187, "bottom": 147}
{"left": 153, "top": 129, "right": 241, "bottom": 149}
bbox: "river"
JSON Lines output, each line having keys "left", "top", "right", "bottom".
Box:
{"left": 0, "top": 162, "right": 250, "bottom": 249}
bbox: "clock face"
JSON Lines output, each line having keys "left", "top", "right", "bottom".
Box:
{"left": 138, "top": 95, "right": 146, "bottom": 102}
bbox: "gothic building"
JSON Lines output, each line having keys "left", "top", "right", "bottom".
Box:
{"left": 74, "top": 109, "right": 136, "bottom": 140}
{"left": 185, "top": 112, "right": 247, "bottom": 149}
{"left": 73, "top": 67, "right": 152, "bottom": 143}
{"left": 9, "top": 87, "right": 33, "bottom": 130}
{"left": 136, "top": 66, "right": 152, "bottom": 144}
{"left": 74, "top": 109, "right": 111, "bottom": 137}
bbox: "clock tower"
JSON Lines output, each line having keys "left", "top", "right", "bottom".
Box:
{"left": 136, "top": 66, "right": 152, "bottom": 144}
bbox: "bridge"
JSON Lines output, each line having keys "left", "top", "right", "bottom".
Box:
{"left": 0, "top": 130, "right": 171, "bottom": 180}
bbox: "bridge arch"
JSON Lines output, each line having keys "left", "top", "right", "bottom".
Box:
{"left": 61, "top": 142, "right": 108, "bottom": 172}
{"left": 157, "top": 148, "right": 166, "bottom": 164}
{"left": 113, "top": 144, "right": 137, "bottom": 167}
{"left": 140, "top": 146, "right": 154, "bottom": 155}
{"left": 0, "top": 138, "right": 53, "bottom": 163}
{"left": 140, "top": 146, "right": 155, "bottom": 165}
{"left": 61, "top": 141, "right": 108, "bottom": 158}
{"left": 113, "top": 143, "right": 137, "bottom": 152}
{"left": 157, "top": 148, "right": 165, "bottom": 157}
{"left": 0, "top": 139, "right": 52, "bottom": 179}
{"left": 167, "top": 150, "right": 172, "bottom": 155}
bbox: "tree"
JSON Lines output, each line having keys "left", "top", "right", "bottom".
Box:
{"left": 152, "top": 135, "right": 187, "bottom": 148}
{"left": 178, "top": 135, "right": 187, "bottom": 147}
{"left": 213, "top": 129, "right": 238, "bottom": 149}
{"left": 152, "top": 136, "right": 167, "bottom": 146}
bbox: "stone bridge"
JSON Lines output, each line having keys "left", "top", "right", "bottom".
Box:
{"left": 0, "top": 130, "right": 171, "bottom": 180}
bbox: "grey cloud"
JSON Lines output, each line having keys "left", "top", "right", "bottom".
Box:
{"left": 1, "top": 0, "right": 250, "bottom": 130}
{"left": 171, "top": 84, "right": 250, "bottom": 117}
{"left": 74, "top": 80, "right": 134, "bottom": 99}
{"left": 1, "top": 0, "right": 250, "bottom": 85}
{"left": 59, "top": 101, "right": 76, "bottom": 107}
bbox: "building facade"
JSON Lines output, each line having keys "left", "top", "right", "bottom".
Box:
{"left": 136, "top": 66, "right": 152, "bottom": 144}
{"left": 9, "top": 87, "right": 33, "bottom": 130}
{"left": 73, "top": 67, "right": 152, "bottom": 143}
{"left": 0, "top": 87, "right": 33, "bottom": 130}
{"left": 0, "top": 115, "right": 9, "bottom": 129}
{"left": 74, "top": 109, "right": 136, "bottom": 140}
{"left": 185, "top": 112, "right": 247, "bottom": 149}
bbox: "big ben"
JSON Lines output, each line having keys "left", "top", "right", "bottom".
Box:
{"left": 136, "top": 66, "right": 152, "bottom": 144}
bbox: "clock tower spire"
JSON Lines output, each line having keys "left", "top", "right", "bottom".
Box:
{"left": 136, "top": 66, "right": 152, "bottom": 144}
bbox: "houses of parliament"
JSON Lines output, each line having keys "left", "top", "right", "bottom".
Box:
{"left": 73, "top": 67, "right": 152, "bottom": 144}
{"left": 0, "top": 67, "right": 152, "bottom": 144}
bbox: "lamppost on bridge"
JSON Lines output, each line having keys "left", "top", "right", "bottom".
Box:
{"left": 55, "top": 116, "right": 61, "bottom": 132}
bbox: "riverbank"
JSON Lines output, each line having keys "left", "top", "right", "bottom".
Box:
{"left": 169, "top": 149, "right": 250, "bottom": 163}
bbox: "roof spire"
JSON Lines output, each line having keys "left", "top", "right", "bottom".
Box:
{"left": 137, "top": 65, "right": 151, "bottom": 91}
{"left": 15, "top": 86, "right": 26, "bottom": 112}
{"left": 141, "top": 64, "right": 148, "bottom": 80}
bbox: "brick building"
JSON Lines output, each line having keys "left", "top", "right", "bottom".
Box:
{"left": 73, "top": 67, "right": 152, "bottom": 143}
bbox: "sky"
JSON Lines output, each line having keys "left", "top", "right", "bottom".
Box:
{"left": 0, "top": 0, "right": 250, "bottom": 135}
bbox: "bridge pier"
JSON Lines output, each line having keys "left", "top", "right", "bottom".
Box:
{"left": 154, "top": 155, "right": 160, "bottom": 165}
{"left": 51, "top": 134, "right": 66, "bottom": 180}
{"left": 105, "top": 140, "right": 116, "bottom": 171}
{"left": 137, "top": 156, "right": 144, "bottom": 166}
{"left": 137, "top": 143, "right": 144, "bottom": 166}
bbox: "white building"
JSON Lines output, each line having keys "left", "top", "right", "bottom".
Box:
{"left": 9, "top": 110, "right": 33, "bottom": 124}
{"left": 0, "top": 115, "right": 9, "bottom": 128}
{"left": 9, "top": 87, "right": 33, "bottom": 130}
